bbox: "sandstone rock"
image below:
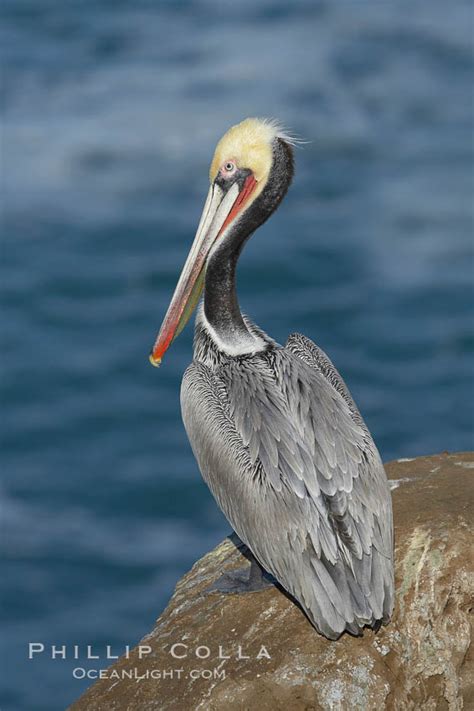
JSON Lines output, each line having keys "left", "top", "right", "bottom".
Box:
{"left": 70, "top": 452, "right": 473, "bottom": 710}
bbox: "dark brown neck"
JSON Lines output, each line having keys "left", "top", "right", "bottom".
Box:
{"left": 203, "top": 139, "right": 294, "bottom": 345}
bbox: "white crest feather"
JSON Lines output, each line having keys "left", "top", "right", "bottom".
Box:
{"left": 257, "top": 117, "right": 306, "bottom": 147}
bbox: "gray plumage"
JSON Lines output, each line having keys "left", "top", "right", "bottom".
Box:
{"left": 181, "top": 309, "right": 394, "bottom": 639}
{"left": 151, "top": 122, "right": 395, "bottom": 638}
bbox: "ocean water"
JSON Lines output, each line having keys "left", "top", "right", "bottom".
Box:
{"left": 1, "top": 1, "right": 473, "bottom": 709}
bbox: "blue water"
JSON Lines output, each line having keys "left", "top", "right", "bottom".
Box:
{"left": 1, "top": 1, "right": 473, "bottom": 709}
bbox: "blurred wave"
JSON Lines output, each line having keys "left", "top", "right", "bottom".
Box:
{"left": 1, "top": 1, "right": 473, "bottom": 709}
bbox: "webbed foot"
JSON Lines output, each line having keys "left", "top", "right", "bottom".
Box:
{"left": 206, "top": 558, "right": 275, "bottom": 594}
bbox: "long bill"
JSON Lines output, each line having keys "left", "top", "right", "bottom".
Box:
{"left": 149, "top": 174, "right": 257, "bottom": 366}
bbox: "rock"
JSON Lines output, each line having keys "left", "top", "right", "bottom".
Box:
{"left": 70, "top": 452, "right": 473, "bottom": 710}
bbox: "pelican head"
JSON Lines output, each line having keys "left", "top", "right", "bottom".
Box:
{"left": 150, "top": 117, "right": 295, "bottom": 366}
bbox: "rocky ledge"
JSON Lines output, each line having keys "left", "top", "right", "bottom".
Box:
{"left": 70, "top": 452, "right": 473, "bottom": 710}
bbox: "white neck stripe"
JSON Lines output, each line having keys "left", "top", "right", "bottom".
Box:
{"left": 198, "top": 308, "right": 267, "bottom": 357}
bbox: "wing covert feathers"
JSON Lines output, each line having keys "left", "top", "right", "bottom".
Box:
{"left": 181, "top": 335, "right": 394, "bottom": 639}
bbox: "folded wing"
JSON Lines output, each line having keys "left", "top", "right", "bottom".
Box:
{"left": 181, "top": 335, "right": 394, "bottom": 638}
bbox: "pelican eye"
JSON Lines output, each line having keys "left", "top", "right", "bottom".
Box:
{"left": 224, "top": 162, "right": 235, "bottom": 173}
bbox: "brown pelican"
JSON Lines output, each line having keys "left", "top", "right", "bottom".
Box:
{"left": 150, "top": 118, "right": 394, "bottom": 639}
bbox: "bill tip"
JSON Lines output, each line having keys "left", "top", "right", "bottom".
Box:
{"left": 149, "top": 353, "right": 162, "bottom": 368}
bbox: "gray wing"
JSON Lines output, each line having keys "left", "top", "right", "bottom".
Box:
{"left": 284, "top": 332, "right": 394, "bottom": 615}
{"left": 181, "top": 338, "right": 394, "bottom": 639}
